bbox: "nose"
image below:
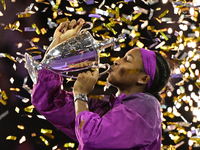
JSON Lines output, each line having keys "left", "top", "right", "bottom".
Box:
{"left": 113, "top": 59, "right": 120, "bottom": 65}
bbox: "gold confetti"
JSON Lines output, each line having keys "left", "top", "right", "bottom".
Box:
{"left": 24, "top": 105, "right": 34, "bottom": 113}
{"left": 5, "top": 54, "right": 17, "bottom": 62}
{"left": 195, "top": 80, "right": 200, "bottom": 89}
{"left": 64, "top": 142, "right": 75, "bottom": 148}
{"left": 18, "top": 13, "right": 32, "bottom": 18}
{"left": 103, "top": 22, "right": 117, "bottom": 35}
{"left": 31, "top": 37, "right": 40, "bottom": 43}
{"left": 41, "top": 128, "right": 53, "bottom": 134}
{"left": 132, "top": 13, "right": 142, "bottom": 21}
{"left": 121, "top": 16, "right": 133, "bottom": 25}
{"left": 126, "top": 69, "right": 140, "bottom": 74}
{"left": 158, "top": 9, "right": 169, "bottom": 18}
{"left": 174, "top": 135, "right": 185, "bottom": 144}
{"left": 136, "top": 40, "right": 144, "bottom": 48}
{"left": 53, "top": 11, "right": 58, "bottom": 19}
{"left": 43, "top": 133, "right": 54, "bottom": 139}
{"left": 32, "top": 23, "right": 40, "bottom": 34}
{"left": 147, "top": 26, "right": 155, "bottom": 31}
{"left": 4, "top": 21, "right": 22, "bottom": 32}
{"left": 97, "top": 80, "right": 106, "bottom": 86}
{"left": 25, "top": 47, "right": 39, "bottom": 51}
{"left": 91, "top": 25, "right": 104, "bottom": 33}
{"left": 1, "top": 0, "right": 6, "bottom": 10}
{"left": 129, "top": 38, "right": 138, "bottom": 46}
{"left": 39, "top": 136, "right": 49, "bottom": 146}
{"left": 31, "top": 133, "right": 36, "bottom": 137}
{"left": 0, "top": 99, "right": 6, "bottom": 105}
{"left": 6, "top": 135, "right": 17, "bottom": 140}
{"left": 88, "top": 95, "right": 103, "bottom": 100}
{"left": 163, "top": 112, "right": 175, "bottom": 119}
{"left": 40, "top": 28, "right": 47, "bottom": 34}
{"left": 79, "top": 119, "right": 85, "bottom": 129}
{"left": 10, "top": 88, "right": 20, "bottom": 91}
{"left": 76, "top": 7, "right": 83, "bottom": 12}
{"left": 110, "top": 57, "right": 120, "bottom": 62}
{"left": 56, "top": 17, "right": 69, "bottom": 24}
{"left": 15, "top": 107, "right": 20, "bottom": 113}
{"left": 17, "top": 125, "right": 25, "bottom": 130}
{"left": 160, "top": 31, "right": 169, "bottom": 41}
{"left": 64, "top": 12, "right": 72, "bottom": 17}
{"left": 1, "top": 90, "right": 8, "bottom": 100}
{"left": 35, "top": 0, "right": 45, "bottom": 2}
{"left": 100, "top": 53, "right": 110, "bottom": 57}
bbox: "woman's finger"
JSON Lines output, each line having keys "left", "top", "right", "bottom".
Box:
{"left": 59, "top": 20, "right": 70, "bottom": 33}
{"left": 74, "top": 18, "right": 85, "bottom": 33}
{"left": 93, "top": 69, "right": 99, "bottom": 78}
{"left": 68, "top": 19, "right": 77, "bottom": 29}
{"left": 86, "top": 71, "right": 92, "bottom": 76}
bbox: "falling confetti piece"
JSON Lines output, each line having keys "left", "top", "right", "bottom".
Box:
{"left": 17, "top": 125, "right": 25, "bottom": 130}
{"left": 24, "top": 105, "right": 34, "bottom": 113}
{"left": 64, "top": 142, "right": 75, "bottom": 148}
{"left": 0, "top": 110, "right": 9, "bottom": 120}
{"left": 39, "top": 136, "right": 49, "bottom": 146}
{"left": 15, "top": 107, "right": 20, "bottom": 113}
{"left": 1, "top": 0, "right": 6, "bottom": 10}
{"left": 4, "top": 21, "right": 22, "bottom": 32}
{"left": 6, "top": 135, "right": 17, "bottom": 140}
{"left": 19, "top": 136, "right": 26, "bottom": 144}
{"left": 10, "top": 88, "right": 20, "bottom": 91}
{"left": 10, "top": 77, "right": 14, "bottom": 84}
{"left": 0, "top": 11, "right": 3, "bottom": 16}
{"left": 41, "top": 128, "right": 52, "bottom": 134}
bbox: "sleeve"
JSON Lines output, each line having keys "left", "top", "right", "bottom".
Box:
{"left": 75, "top": 104, "right": 159, "bottom": 149}
{"left": 31, "top": 69, "right": 77, "bottom": 141}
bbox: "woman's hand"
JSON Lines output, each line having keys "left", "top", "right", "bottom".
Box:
{"left": 73, "top": 70, "right": 99, "bottom": 96}
{"left": 48, "top": 18, "right": 85, "bottom": 50}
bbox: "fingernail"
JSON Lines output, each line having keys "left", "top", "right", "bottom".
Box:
{"left": 61, "top": 29, "right": 65, "bottom": 33}
{"left": 77, "top": 21, "right": 80, "bottom": 25}
{"left": 83, "top": 22, "right": 86, "bottom": 26}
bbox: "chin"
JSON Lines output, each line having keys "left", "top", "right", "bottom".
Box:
{"left": 106, "top": 74, "right": 118, "bottom": 87}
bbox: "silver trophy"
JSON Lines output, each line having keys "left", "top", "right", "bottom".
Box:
{"left": 25, "top": 22, "right": 125, "bottom": 84}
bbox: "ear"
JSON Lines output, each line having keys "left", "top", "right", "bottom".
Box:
{"left": 138, "top": 75, "right": 150, "bottom": 85}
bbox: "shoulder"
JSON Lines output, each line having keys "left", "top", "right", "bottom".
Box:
{"left": 122, "top": 93, "right": 161, "bottom": 124}
{"left": 122, "top": 93, "right": 159, "bottom": 109}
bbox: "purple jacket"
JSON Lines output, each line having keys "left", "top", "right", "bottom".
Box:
{"left": 31, "top": 69, "right": 162, "bottom": 150}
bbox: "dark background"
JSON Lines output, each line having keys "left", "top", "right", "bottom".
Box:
{"left": 0, "top": 0, "right": 200, "bottom": 149}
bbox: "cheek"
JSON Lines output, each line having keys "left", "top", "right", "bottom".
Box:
{"left": 107, "top": 67, "right": 133, "bottom": 84}
{"left": 118, "top": 67, "right": 126, "bottom": 77}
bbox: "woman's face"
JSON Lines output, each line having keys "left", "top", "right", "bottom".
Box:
{"left": 107, "top": 48, "right": 146, "bottom": 88}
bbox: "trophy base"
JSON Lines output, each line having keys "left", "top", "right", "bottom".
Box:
{"left": 25, "top": 53, "right": 38, "bottom": 84}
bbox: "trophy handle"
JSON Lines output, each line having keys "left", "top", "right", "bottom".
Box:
{"left": 47, "top": 63, "right": 110, "bottom": 80}
{"left": 79, "top": 22, "right": 93, "bottom": 34}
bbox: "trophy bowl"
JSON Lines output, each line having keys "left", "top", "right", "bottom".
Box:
{"left": 25, "top": 22, "right": 125, "bottom": 84}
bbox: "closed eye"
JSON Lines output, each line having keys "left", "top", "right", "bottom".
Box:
{"left": 124, "top": 56, "right": 130, "bottom": 62}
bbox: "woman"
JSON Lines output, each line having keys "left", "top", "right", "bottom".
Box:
{"left": 31, "top": 18, "right": 171, "bottom": 150}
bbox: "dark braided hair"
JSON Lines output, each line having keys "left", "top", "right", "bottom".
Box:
{"left": 148, "top": 51, "right": 171, "bottom": 102}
